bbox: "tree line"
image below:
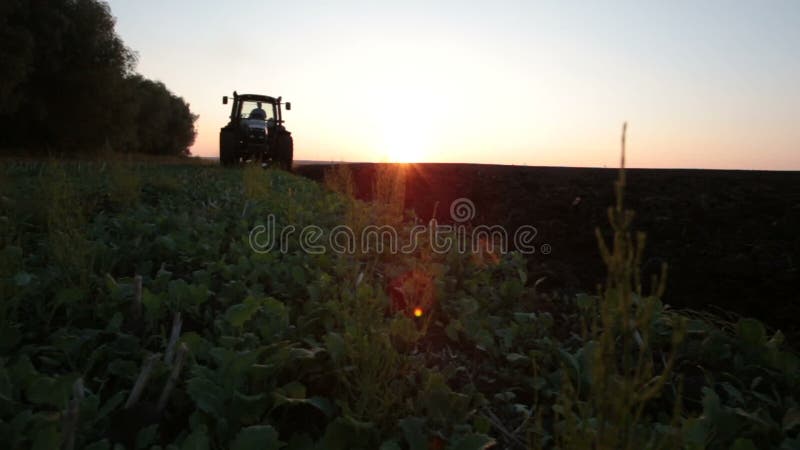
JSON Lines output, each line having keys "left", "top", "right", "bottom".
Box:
{"left": 0, "top": 0, "right": 197, "bottom": 156}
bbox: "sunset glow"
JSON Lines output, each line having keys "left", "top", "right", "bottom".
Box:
{"left": 113, "top": 1, "right": 800, "bottom": 170}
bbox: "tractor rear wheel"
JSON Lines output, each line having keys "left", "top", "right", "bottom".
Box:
{"left": 219, "top": 129, "right": 237, "bottom": 166}
{"left": 273, "top": 132, "right": 293, "bottom": 171}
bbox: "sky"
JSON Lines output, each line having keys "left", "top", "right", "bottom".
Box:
{"left": 111, "top": 0, "right": 800, "bottom": 169}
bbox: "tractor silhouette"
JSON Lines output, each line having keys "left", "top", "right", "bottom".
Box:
{"left": 219, "top": 91, "right": 293, "bottom": 169}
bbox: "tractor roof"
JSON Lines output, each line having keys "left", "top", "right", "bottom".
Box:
{"left": 237, "top": 93, "right": 278, "bottom": 103}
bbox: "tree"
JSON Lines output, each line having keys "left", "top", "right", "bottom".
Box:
{"left": 0, "top": 0, "right": 196, "bottom": 156}
{"left": 126, "top": 76, "right": 197, "bottom": 157}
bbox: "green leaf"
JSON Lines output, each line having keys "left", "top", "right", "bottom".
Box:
{"left": 280, "top": 381, "right": 306, "bottom": 399}
{"left": 181, "top": 426, "right": 210, "bottom": 450}
{"left": 473, "top": 415, "right": 491, "bottom": 435}
{"left": 186, "top": 376, "right": 224, "bottom": 417}
{"left": 230, "top": 425, "right": 284, "bottom": 450}
{"left": 380, "top": 441, "right": 402, "bottom": 450}
{"left": 783, "top": 407, "right": 800, "bottom": 432}
{"left": 31, "top": 421, "right": 60, "bottom": 450}
{"left": 225, "top": 300, "right": 259, "bottom": 328}
{"left": 730, "top": 438, "right": 758, "bottom": 450}
{"left": 106, "top": 312, "right": 123, "bottom": 332}
{"left": 306, "top": 396, "right": 335, "bottom": 417}
{"left": 688, "top": 319, "right": 711, "bottom": 334}
{"left": 447, "top": 434, "right": 495, "bottom": 450}
{"left": 187, "top": 283, "right": 210, "bottom": 306}
{"left": 273, "top": 393, "right": 334, "bottom": 418}
{"left": 259, "top": 297, "right": 289, "bottom": 340}
{"left": 512, "top": 312, "right": 536, "bottom": 323}
{"left": 400, "top": 417, "right": 427, "bottom": 450}
{"left": 97, "top": 391, "right": 126, "bottom": 420}
{"left": 324, "top": 332, "right": 346, "bottom": 363}
{"left": 768, "top": 330, "right": 785, "bottom": 348}
{"left": 307, "top": 283, "right": 321, "bottom": 303}
{"left": 737, "top": 318, "right": 766, "bottom": 347}
{"left": 574, "top": 294, "right": 594, "bottom": 310}
{"left": 158, "top": 235, "right": 177, "bottom": 252}
{"left": 557, "top": 348, "right": 580, "bottom": 383}
{"left": 137, "top": 424, "right": 159, "bottom": 449}
{"left": 286, "top": 433, "right": 315, "bottom": 450}
{"left": 682, "top": 417, "right": 709, "bottom": 448}
{"left": 719, "top": 382, "right": 744, "bottom": 406}
{"left": 142, "top": 289, "right": 164, "bottom": 318}
{"left": 232, "top": 391, "right": 268, "bottom": 424}
{"left": 733, "top": 407, "right": 774, "bottom": 429}
{"left": 458, "top": 297, "right": 479, "bottom": 315}
{"left": 445, "top": 319, "right": 462, "bottom": 342}
{"left": 0, "top": 369, "right": 13, "bottom": 414}
{"left": 14, "top": 271, "right": 32, "bottom": 286}
{"left": 55, "top": 286, "right": 84, "bottom": 305}
{"left": 505, "top": 353, "right": 529, "bottom": 364}
{"left": 27, "top": 377, "right": 58, "bottom": 407}
{"left": 181, "top": 332, "right": 212, "bottom": 359}
{"left": 108, "top": 359, "right": 138, "bottom": 380}
{"left": 780, "top": 437, "right": 800, "bottom": 449}
{"left": 471, "top": 329, "right": 495, "bottom": 350}
{"left": 0, "top": 323, "right": 21, "bottom": 352}
{"left": 5, "top": 410, "right": 32, "bottom": 447}
{"left": 390, "top": 314, "right": 420, "bottom": 346}
{"left": 288, "top": 347, "right": 322, "bottom": 360}
{"left": 84, "top": 439, "right": 111, "bottom": 450}
{"left": 323, "top": 417, "right": 374, "bottom": 450}
{"left": 291, "top": 265, "right": 307, "bottom": 285}
{"left": 701, "top": 387, "right": 721, "bottom": 420}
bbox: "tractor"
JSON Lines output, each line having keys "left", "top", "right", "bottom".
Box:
{"left": 219, "top": 91, "right": 293, "bottom": 169}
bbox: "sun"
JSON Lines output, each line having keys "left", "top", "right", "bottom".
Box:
{"left": 377, "top": 113, "right": 430, "bottom": 163}
{"left": 369, "top": 87, "right": 435, "bottom": 164}
{"left": 386, "top": 141, "right": 426, "bottom": 163}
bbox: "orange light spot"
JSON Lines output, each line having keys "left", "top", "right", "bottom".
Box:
{"left": 413, "top": 307, "right": 423, "bottom": 317}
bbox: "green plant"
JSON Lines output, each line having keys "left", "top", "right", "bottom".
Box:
{"left": 43, "top": 162, "right": 94, "bottom": 289}
{"left": 108, "top": 161, "right": 142, "bottom": 207}
{"left": 323, "top": 163, "right": 355, "bottom": 200}
{"left": 526, "top": 124, "right": 686, "bottom": 449}
{"left": 0, "top": 157, "right": 797, "bottom": 450}
{"left": 372, "top": 163, "right": 406, "bottom": 226}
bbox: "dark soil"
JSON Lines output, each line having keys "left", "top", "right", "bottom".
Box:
{"left": 296, "top": 163, "right": 800, "bottom": 338}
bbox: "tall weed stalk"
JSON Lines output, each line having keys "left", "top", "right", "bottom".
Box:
{"left": 44, "top": 162, "right": 93, "bottom": 289}
{"left": 544, "top": 124, "right": 686, "bottom": 449}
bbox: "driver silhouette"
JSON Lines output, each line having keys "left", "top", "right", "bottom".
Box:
{"left": 249, "top": 102, "right": 267, "bottom": 120}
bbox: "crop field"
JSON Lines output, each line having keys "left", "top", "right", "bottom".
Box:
{"left": 1, "top": 160, "right": 799, "bottom": 449}
{"left": 297, "top": 163, "right": 800, "bottom": 340}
